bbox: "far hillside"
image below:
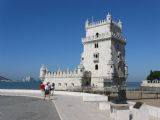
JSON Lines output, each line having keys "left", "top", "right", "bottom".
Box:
{"left": 0, "top": 76, "right": 13, "bottom": 82}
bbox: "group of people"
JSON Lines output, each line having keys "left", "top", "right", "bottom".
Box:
{"left": 40, "top": 82, "right": 55, "bottom": 100}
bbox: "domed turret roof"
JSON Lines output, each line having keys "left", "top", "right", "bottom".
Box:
{"left": 40, "top": 65, "right": 46, "bottom": 71}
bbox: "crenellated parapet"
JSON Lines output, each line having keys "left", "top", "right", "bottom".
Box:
{"left": 85, "top": 13, "right": 122, "bottom": 30}
{"left": 82, "top": 32, "right": 126, "bottom": 44}
{"left": 43, "top": 67, "right": 84, "bottom": 78}
{"left": 86, "top": 19, "right": 108, "bottom": 29}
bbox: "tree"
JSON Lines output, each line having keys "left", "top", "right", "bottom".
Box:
{"left": 147, "top": 70, "right": 160, "bottom": 81}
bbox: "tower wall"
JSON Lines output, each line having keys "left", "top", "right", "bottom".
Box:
{"left": 82, "top": 14, "right": 127, "bottom": 88}
{"left": 86, "top": 23, "right": 111, "bottom": 36}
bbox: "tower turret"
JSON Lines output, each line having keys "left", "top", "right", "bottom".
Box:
{"left": 106, "top": 12, "right": 112, "bottom": 23}
{"left": 118, "top": 19, "right": 122, "bottom": 29}
{"left": 78, "top": 63, "right": 85, "bottom": 74}
{"left": 40, "top": 65, "right": 46, "bottom": 81}
{"left": 85, "top": 19, "right": 89, "bottom": 29}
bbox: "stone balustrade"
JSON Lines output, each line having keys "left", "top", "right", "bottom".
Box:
{"left": 87, "top": 19, "right": 107, "bottom": 28}
{"left": 86, "top": 19, "right": 121, "bottom": 29}
{"left": 82, "top": 32, "right": 126, "bottom": 43}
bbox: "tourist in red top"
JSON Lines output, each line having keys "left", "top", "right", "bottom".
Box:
{"left": 40, "top": 82, "right": 45, "bottom": 96}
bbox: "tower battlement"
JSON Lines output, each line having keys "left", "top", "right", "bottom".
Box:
{"left": 85, "top": 13, "right": 122, "bottom": 31}
{"left": 86, "top": 19, "right": 107, "bottom": 29}
{"left": 45, "top": 68, "right": 84, "bottom": 78}
{"left": 40, "top": 64, "right": 85, "bottom": 79}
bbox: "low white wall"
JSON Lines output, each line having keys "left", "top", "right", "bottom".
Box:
{"left": 0, "top": 89, "right": 42, "bottom": 98}
{"left": 0, "top": 89, "right": 106, "bottom": 97}
{"left": 0, "top": 89, "right": 40, "bottom": 94}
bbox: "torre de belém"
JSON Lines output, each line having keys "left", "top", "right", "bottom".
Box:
{"left": 40, "top": 13, "right": 128, "bottom": 90}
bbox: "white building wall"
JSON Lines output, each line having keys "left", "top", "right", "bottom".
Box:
{"left": 82, "top": 40, "right": 112, "bottom": 87}
{"left": 44, "top": 77, "right": 82, "bottom": 90}
{"left": 86, "top": 23, "right": 110, "bottom": 36}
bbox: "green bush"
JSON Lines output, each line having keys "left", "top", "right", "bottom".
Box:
{"left": 147, "top": 70, "right": 160, "bottom": 81}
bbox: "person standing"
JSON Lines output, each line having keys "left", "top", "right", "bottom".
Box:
{"left": 40, "top": 82, "right": 45, "bottom": 96}
{"left": 50, "top": 83, "right": 55, "bottom": 96}
{"left": 44, "top": 82, "right": 50, "bottom": 100}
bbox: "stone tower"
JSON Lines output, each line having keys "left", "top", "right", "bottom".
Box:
{"left": 81, "top": 13, "right": 128, "bottom": 88}
{"left": 39, "top": 13, "right": 128, "bottom": 90}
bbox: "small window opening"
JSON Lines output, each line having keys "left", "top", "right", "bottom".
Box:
{"left": 95, "top": 64, "right": 98, "bottom": 70}
{"left": 95, "top": 43, "right": 98, "bottom": 48}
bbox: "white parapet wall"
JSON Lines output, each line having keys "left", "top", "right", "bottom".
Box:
{"left": 0, "top": 89, "right": 42, "bottom": 98}
{"left": 0, "top": 89, "right": 107, "bottom": 98}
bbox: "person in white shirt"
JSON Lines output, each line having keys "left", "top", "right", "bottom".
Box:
{"left": 50, "top": 83, "right": 55, "bottom": 96}
{"left": 44, "top": 82, "right": 50, "bottom": 100}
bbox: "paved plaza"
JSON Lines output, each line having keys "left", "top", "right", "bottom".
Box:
{"left": 53, "top": 95, "right": 109, "bottom": 120}
{"left": 0, "top": 90, "right": 160, "bottom": 120}
{"left": 0, "top": 96, "right": 60, "bottom": 120}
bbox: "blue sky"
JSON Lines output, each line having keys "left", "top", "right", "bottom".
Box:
{"left": 0, "top": 0, "right": 160, "bottom": 81}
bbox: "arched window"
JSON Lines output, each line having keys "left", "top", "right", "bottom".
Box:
{"left": 95, "top": 43, "right": 97, "bottom": 48}
{"left": 95, "top": 43, "right": 98, "bottom": 48}
{"left": 95, "top": 64, "right": 98, "bottom": 70}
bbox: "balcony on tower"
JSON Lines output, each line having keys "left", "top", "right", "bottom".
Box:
{"left": 82, "top": 32, "right": 126, "bottom": 44}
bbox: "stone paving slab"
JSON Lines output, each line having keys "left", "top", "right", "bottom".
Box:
{"left": 53, "top": 95, "right": 111, "bottom": 120}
